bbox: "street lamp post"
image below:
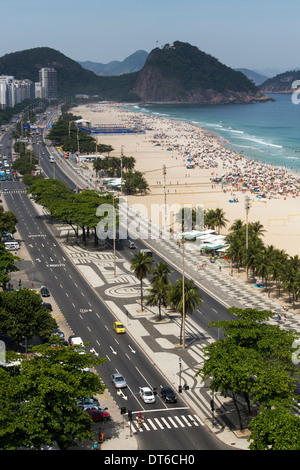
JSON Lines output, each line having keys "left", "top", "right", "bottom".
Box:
{"left": 182, "top": 236, "right": 186, "bottom": 349}
{"left": 179, "top": 357, "right": 182, "bottom": 393}
{"left": 113, "top": 193, "right": 117, "bottom": 277}
{"left": 245, "top": 196, "right": 251, "bottom": 250}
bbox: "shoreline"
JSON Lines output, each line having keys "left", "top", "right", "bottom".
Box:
{"left": 70, "top": 101, "right": 300, "bottom": 257}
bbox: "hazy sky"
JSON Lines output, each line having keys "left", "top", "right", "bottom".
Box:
{"left": 1, "top": 0, "right": 299, "bottom": 74}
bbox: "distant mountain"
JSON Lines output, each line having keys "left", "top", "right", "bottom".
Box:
{"left": 255, "top": 68, "right": 285, "bottom": 78}
{"left": 259, "top": 70, "right": 300, "bottom": 93}
{"left": 78, "top": 50, "right": 148, "bottom": 76}
{"left": 0, "top": 46, "right": 139, "bottom": 101}
{"left": 134, "top": 42, "right": 272, "bottom": 104}
{"left": 0, "top": 47, "right": 102, "bottom": 96}
{"left": 0, "top": 43, "right": 273, "bottom": 104}
{"left": 235, "top": 68, "right": 268, "bottom": 86}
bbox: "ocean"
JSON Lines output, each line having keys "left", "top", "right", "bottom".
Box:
{"left": 126, "top": 94, "right": 300, "bottom": 173}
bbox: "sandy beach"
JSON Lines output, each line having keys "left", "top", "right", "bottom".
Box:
{"left": 71, "top": 102, "right": 300, "bottom": 257}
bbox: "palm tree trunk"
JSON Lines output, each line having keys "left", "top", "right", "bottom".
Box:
{"left": 140, "top": 278, "right": 144, "bottom": 311}
{"left": 179, "top": 313, "right": 183, "bottom": 345}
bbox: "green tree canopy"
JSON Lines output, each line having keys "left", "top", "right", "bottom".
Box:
{"left": 0, "top": 288, "right": 57, "bottom": 347}
{"left": 0, "top": 342, "right": 106, "bottom": 450}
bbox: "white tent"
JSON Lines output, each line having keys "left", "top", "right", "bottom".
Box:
{"left": 176, "top": 230, "right": 205, "bottom": 240}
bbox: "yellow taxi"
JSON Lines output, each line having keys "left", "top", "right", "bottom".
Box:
{"left": 113, "top": 321, "right": 126, "bottom": 334}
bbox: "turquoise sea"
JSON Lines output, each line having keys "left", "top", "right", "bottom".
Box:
{"left": 126, "top": 94, "right": 300, "bottom": 173}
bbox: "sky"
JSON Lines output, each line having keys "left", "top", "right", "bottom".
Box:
{"left": 1, "top": 0, "right": 300, "bottom": 75}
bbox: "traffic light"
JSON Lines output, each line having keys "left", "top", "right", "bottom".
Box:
{"left": 210, "top": 399, "right": 215, "bottom": 411}
{"left": 120, "top": 407, "right": 126, "bottom": 415}
{"left": 178, "top": 385, "right": 182, "bottom": 393}
{"left": 128, "top": 409, "right": 133, "bottom": 421}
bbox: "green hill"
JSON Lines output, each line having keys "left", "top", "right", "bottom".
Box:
{"left": 259, "top": 70, "right": 300, "bottom": 93}
{"left": 0, "top": 43, "right": 272, "bottom": 104}
{"left": 134, "top": 41, "right": 270, "bottom": 103}
{"left": 0, "top": 47, "right": 138, "bottom": 100}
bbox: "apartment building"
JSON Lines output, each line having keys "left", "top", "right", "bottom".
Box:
{"left": 0, "top": 76, "right": 34, "bottom": 109}
{"left": 38, "top": 67, "right": 57, "bottom": 100}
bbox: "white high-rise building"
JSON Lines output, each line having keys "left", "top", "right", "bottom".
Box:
{"left": 38, "top": 68, "right": 57, "bottom": 100}
{"left": 0, "top": 76, "right": 16, "bottom": 108}
{"left": 0, "top": 76, "right": 34, "bottom": 109}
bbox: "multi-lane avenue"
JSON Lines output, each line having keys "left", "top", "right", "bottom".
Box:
{"left": 0, "top": 118, "right": 233, "bottom": 450}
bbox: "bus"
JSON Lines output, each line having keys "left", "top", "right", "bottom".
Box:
{"left": 0, "top": 170, "right": 6, "bottom": 181}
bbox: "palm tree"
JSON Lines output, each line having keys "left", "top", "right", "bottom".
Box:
{"left": 230, "top": 219, "right": 245, "bottom": 233}
{"left": 248, "top": 221, "right": 266, "bottom": 237}
{"left": 204, "top": 209, "right": 216, "bottom": 230}
{"left": 168, "top": 279, "right": 202, "bottom": 345}
{"left": 151, "top": 261, "right": 172, "bottom": 285}
{"left": 254, "top": 250, "right": 272, "bottom": 286}
{"left": 282, "top": 265, "right": 300, "bottom": 307}
{"left": 176, "top": 207, "right": 193, "bottom": 232}
{"left": 271, "top": 249, "right": 288, "bottom": 296}
{"left": 213, "top": 208, "right": 228, "bottom": 234}
{"left": 146, "top": 261, "right": 172, "bottom": 320}
{"left": 225, "top": 232, "right": 245, "bottom": 271}
{"left": 130, "top": 251, "right": 153, "bottom": 310}
{"left": 242, "top": 237, "right": 264, "bottom": 279}
{"left": 145, "top": 277, "right": 170, "bottom": 321}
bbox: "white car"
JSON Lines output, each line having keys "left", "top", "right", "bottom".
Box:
{"left": 111, "top": 373, "right": 127, "bottom": 389}
{"left": 139, "top": 386, "right": 156, "bottom": 404}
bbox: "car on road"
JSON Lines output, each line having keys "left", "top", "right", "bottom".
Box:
{"left": 40, "top": 285, "right": 50, "bottom": 297}
{"left": 139, "top": 386, "right": 156, "bottom": 404}
{"left": 113, "top": 321, "right": 125, "bottom": 334}
{"left": 160, "top": 386, "right": 177, "bottom": 403}
{"left": 84, "top": 408, "right": 110, "bottom": 422}
{"left": 129, "top": 241, "right": 136, "bottom": 249}
{"left": 111, "top": 373, "right": 127, "bottom": 388}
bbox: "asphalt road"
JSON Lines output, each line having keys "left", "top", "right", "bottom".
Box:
{"left": 0, "top": 116, "right": 232, "bottom": 450}
{"left": 3, "top": 184, "right": 229, "bottom": 450}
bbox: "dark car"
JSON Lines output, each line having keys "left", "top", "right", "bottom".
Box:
{"left": 161, "top": 386, "right": 177, "bottom": 403}
{"left": 40, "top": 285, "right": 50, "bottom": 297}
{"left": 43, "top": 302, "right": 52, "bottom": 311}
{"left": 85, "top": 408, "right": 110, "bottom": 422}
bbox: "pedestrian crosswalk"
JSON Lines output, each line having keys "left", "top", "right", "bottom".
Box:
{"left": 130, "top": 413, "right": 204, "bottom": 433}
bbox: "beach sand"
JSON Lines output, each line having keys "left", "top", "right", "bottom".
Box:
{"left": 71, "top": 102, "right": 300, "bottom": 257}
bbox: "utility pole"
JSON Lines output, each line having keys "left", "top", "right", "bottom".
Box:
{"left": 245, "top": 196, "right": 251, "bottom": 249}
{"left": 120, "top": 145, "right": 123, "bottom": 196}
{"left": 182, "top": 235, "right": 185, "bottom": 349}
{"left": 163, "top": 164, "right": 167, "bottom": 228}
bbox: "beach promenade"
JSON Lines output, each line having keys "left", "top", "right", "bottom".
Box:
{"left": 5, "top": 102, "right": 300, "bottom": 451}
{"left": 17, "top": 196, "right": 300, "bottom": 451}
{"left": 9, "top": 153, "right": 299, "bottom": 451}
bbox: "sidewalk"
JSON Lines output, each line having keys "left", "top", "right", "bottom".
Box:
{"left": 9, "top": 170, "right": 300, "bottom": 451}
{"left": 50, "top": 226, "right": 300, "bottom": 450}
